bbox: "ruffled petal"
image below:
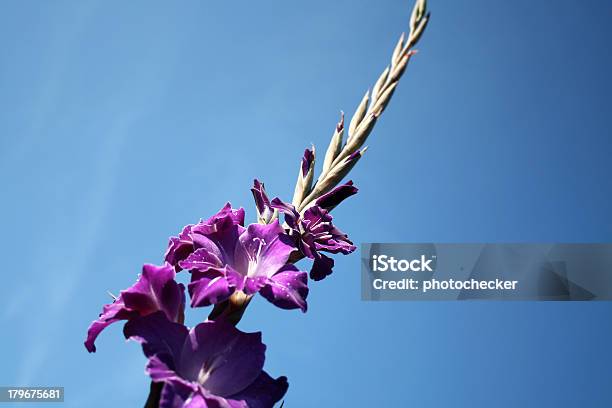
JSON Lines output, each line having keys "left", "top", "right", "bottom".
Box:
{"left": 165, "top": 224, "right": 196, "bottom": 270}
{"left": 188, "top": 268, "right": 237, "bottom": 308}
{"left": 124, "top": 311, "right": 189, "bottom": 371}
{"left": 191, "top": 204, "right": 245, "bottom": 237}
{"left": 310, "top": 253, "right": 335, "bottom": 281}
{"left": 259, "top": 265, "right": 308, "bottom": 312}
{"left": 122, "top": 263, "right": 185, "bottom": 321}
{"left": 228, "top": 372, "right": 288, "bottom": 408}
{"left": 178, "top": 320, "right": 266, "bottom": 398}
{"left": 302, "top": 206, "right": 356, "bottom": 255}
{"left": 166, "top": 204, "right": 245, "bottom": 272}
{"left": 313, "top": 237, "right": 356, "bottom": 255}
{"left": 84, "top": 300, "right": 138, "bottom": 352}
{"left": 84, "top": 263, "right": 184, "bottom": 353}
{"left": 197, "top": 203, "right": 245, "bottom": 232}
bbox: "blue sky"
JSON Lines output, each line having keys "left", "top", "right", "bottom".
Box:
{"left": 1, "top": 0, "right": 612, "bottom": 406}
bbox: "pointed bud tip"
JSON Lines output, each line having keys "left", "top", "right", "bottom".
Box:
{"left": 337, "top": 111, "right": 345, "bottom": 131}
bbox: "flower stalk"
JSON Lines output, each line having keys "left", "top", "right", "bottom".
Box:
{"left": 295, "top": 0, "right": 429, "bottom": 213}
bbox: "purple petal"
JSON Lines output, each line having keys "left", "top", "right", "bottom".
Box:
{"left": 124, "top": 311, "right": 188, "bottom": 369}
{"left": 206, "top": 203, "right": 245, "bottom": 227}
{"left": 221, "top": 204, "right": 245, "bottom": 226}
{"left": 165, "top": 223, "right": 196, "bottom": 269}
{"left": 315, "top": 180, "right": 358, "bottom": 211}
{"left": 260, "top": 264, "right": 308, "bottom": 312}
{"left": 182, "top": 392, "right": 248, "bottom": 408}
{"left": 301, "top": 205, "right": 331, "bottom": 229}
{"left": 182, "top": 393, "right": 207, "bottom": 407}
{"left": 160, "top": 383, "right": 190, "bottom": 408}
{"left": 226, "top": 399, "right": 250, "bottom": 408}
{"left": 178, "top": 320, "right": 266, "bottom": 397}
{"left": 192, "top": 204, "right": 245, "bottom": 236}
{"left": 301, "top": 206, "right": 356, "bottom": 255}
{"left": 228, "top": 372, "right": 288, "bottom": 408}
{"left": 184, "top": 204, "right": 246, "bottom": 271}
{"left": 163, "top": 387, "right": 248, "bottom": 408}
{"left": 188, "top": 268, "right": 237, "bottom": 308}
{"left": 145, "top": 355, "right": 189, "bottom": 385}
{"left": 179, "top": 248, "right": 223, "bottom": 271}
{"left": 122, "top": 264, "right": 185, "bottom": 321}
{"left": 193, "top": 224, "right": 245, "bottom": 268}
{"left": 298, "top": 238, "right": 316, "bottom": 259}
{"left": 270, "top": 198, "right": 299, "bottom": 229}
{"left": 159, "top": 380, "right": 201, "bottom": 408}
{"left": 191, "top": 233, "right": 227, "bottom": 263}
{"left": 235, "top": 221, "right": 296, "bottom": 279}
{"left": 314, "top": 240, "right": 356, "bottom": 255}
{"left": 310, "top": 253, "right": 335, "bottom": 281}
{"left": 164, "top": 235, "right": 194, "bottom": 270}
{"left": 243, "top": 276, "right": 268, "bottom": 295}
{"left": 84, "top": 263, "right": 184, "bottom": 353}
{"left": 165, "top": 205, "right": 245, "bottom": 273}
{"left": 84, "top": 300, "right": 138, "bottom": 352}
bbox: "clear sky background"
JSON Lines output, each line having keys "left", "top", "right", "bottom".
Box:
{"left": 1, "top": 0, "right": 612, "bottom": 406}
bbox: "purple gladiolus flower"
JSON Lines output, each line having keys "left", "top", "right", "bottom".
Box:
{"left": 124, "top": 311, "right": 288, "bottom": 408}
{"left": 176, "top": 206, "right": 309, "bottom": 312}
{"left": 84, "top": 263, "right": 185, "bottom": 353}
{"left": 271, "top": 190, "right": 357, "bottom": 281}
{"left": 165, "top": 203, "right": 245, "bottom": 271}
{"left": 300, "top": 206, "right": 356, "bottom": 257}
